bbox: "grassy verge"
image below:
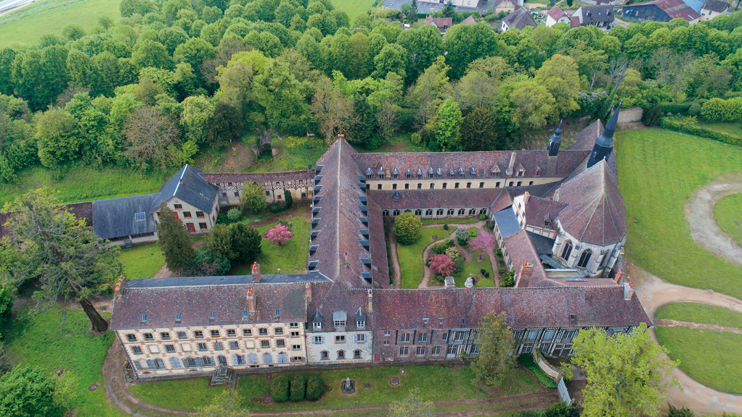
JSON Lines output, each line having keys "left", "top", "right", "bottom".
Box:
{"left": 655, "top": 327, "right": 742, "bottom": 394}
{"left": 249, "top": 137, "right": 326, "bottom": 173}
{"left": 420, "top": 217, "right": 481, "bottom": 226}
{"left": 132, "top": 364, "right": 542, "bottom": 412}
{"left": 0, "top": 164, "right": 163, "bottom": 207}
{"left": 229, "top": 216, "right": 310, "bottom": 275}
{"left": 699, "top": 120, "right": 742, "bottom": 138}
{"left": 655, "top": 302, "right": 742, "bottom": 330}
{"left": 332, "top": 0, "right": 376, "bottom": 23}
{"left": 4, "top": 308, "right": 125, "bottom": 417}
{"left": 120, "top": 243, "right": 165, "bottom": 279}
{"left": 397, "top": 226, "right": 448, "bottom": 289}
{"left": 616, "top": 129, "right": 742, "bottom": 300}
{"left": 518, "top": 355, "right": 557, "bottom": 389}
{"left": 0, "top": 0, "right": 120, "bottom": 48}
{"left": 714, "top": 193, "right": 742, "bottom": 247}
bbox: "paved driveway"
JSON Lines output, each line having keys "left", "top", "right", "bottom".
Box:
{"left": 381, "top": 0, "right": 492, "bottom": 14}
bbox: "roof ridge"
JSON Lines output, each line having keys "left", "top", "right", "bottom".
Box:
{"left": 202, "top": 169, "right": 310, "bottom": 176}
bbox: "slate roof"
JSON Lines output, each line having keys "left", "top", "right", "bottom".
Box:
{"left": 199, "top": 170, "right": 313, "bottom": 185}
{"left": 368, "top": 189, "right": 497, "bottom": 210}
{"left": 494, "top": 208, "right": 521, "bottom": 239}
{"left": 503, "top": 7, "right": 538, "bottom": 30}
{"left": 307, "top": 283, "right": 373, "bottom": 333}
{"left": 152, "top": 165, "right": 218, "bottom": 213}
{"left": 555, "top": 160, "right": 626, "bottom": 246}
{"left": 353, "top": 150, "right": 590, "bottom": 181}
{"left": 568, "top": 120, "right": 604, "bottom": 151}
{"left": 702, "top": 0, "right": 728, "bottom": 12}
{"left": 111, "top": 280, "right": 309, "bottom": 330}
{"left": 628, "top": 0, "right": 701, "bottom": 20}
{"left": 92, "top": 194, "right": 159, "bottom": 240}
{"left": 372, "top": 286, "right": 651, "bottom": 330}
{"left": 527, "top": 231, "right": 555, "bottom": 255}
{"left": 580, "top": 5, "right": 615, "bottom": 23}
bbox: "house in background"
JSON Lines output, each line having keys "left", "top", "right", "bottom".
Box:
{"left": 573, "top": 5, "right": 614, "bottom": 27}
{"left": 493, "top": 0, "right": 518, "bottom": 14}
{"left": 419, "top": 0, "right": 480, "bottom": 7}
{"left": 623, "top": 0, "right": 701, "bottom": 23}
{"left": 422, "top": 16, "right": 453, "bottom": 35}
{"left": 546, "top": 6, "right": 579, "bottom": 27}
{"left": 700, "top": 0, "right": 729, "bottom": 19}
{"left": 501, "top": 7, "right": 538, "bottom": 30}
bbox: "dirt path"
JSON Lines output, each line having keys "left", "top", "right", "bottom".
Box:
{"left": 385, "top": 219, "right": 402, "bottom": 288}
{"left": 685, "top": 177, "right": 742, "bottom": 267}
{"left": 627, "top": 262, "right": 742, "bottom": 415}
{"left": 654, "top": 319, "right": 742, "bottom": 335}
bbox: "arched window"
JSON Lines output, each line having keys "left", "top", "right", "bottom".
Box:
{"left": 263, "top": 353, "right": 273, "bottom": 364}
{"left": 426, "top": 209, "right": 433, "bottom": 216}
{"left": 247, "top": 354, "right": 257, "bottom": 365}
{"left": 577, "top": 249, "right": 592, "bottom": 268}
{"left": 337, "top": 350, "right": 346, "bottom": 359}
{"left": 458, "top": 209, "right": 465, "bottom": 215}
{"left": 415, "top": 209, "right": 422, "bottom": 215}
{"left": 447, "top": 209, "right": 454, "bottom": 215}
{"left": 219, "top": 355, "right": 228, "bottom": 366}
{"left": 561, "top": 241, "right": 573, "bottom": 260}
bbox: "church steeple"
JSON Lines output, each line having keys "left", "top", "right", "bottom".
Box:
{"left": 547, "top": 120, "right": 562, "bottom": 157}
{"left": 587, "top": 102, "right": 621, "bottom": 168}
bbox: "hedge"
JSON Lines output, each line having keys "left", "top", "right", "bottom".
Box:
{"left": 659, "top": 102, "right": 694, "bottom": 115}
{"left": 306, "top": 376, "right": 324, "bottom": 400}
{"left": 659, "top": 117, "right": 742, "bottom": 147}
{"left": 270, "top": 375, "right": 290, "bottom": 402}
{"left": 290, "top": 374, "right": 306, "bottom": 401}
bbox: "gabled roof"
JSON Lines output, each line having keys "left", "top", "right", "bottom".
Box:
{"left": 460, "top": 15, "right": 478, "bottom": 24}
{"left": 93, "top": 194, "right": 159, "bottom": 240}
{"left": 153, "top": 165, "right": 218, "bottom": 213}
{"left": 702, "top": 0, "right": 728, "bottom": 12}
{"left": 423, "top": 16, "right": 453, "bottom": 33}
{"left": 547, "top": 6, "right": 568, "bottom": 19}
{"left": 580, "top": 5, "right": 615, "bottom": 23}
{"left": 556, "top": 160, "right": 627, "bottom": 246}
{"left": 503, "top": 7, "right": 538, "bottom": 30}
{"left": 627, "top": 0, "right": 701, "bottom": 20}
{"left": 524, "top": 196, "right": 568, "bottom": 227}
{"left": 494, "top": 208, "right": 521, "bottom": 239}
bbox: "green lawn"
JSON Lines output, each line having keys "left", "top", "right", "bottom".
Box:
{"left": 616, "top": 129, "right": 742, "bottom": 300}
{"left": 0, "top": 0, "right": 120, "bottom": 48}
{"left": 120, "top": 243, "right": 165, "bottom": 279}
{"left": 714, "top": 193, "right": 742, "bottom": 247}
{"left": 332, "top": 0, "right": 377, "bottom": 25}
{"left": 420, "top": 217, "right": 481, "bottom": 226}
{"left": 456, "top": 255, "right": 495, "bottom": 288}
{"left": 698, "top": 120, "right": 742, "bottom": 138}
{"left": 655, "top": 302, "right": 742, "bottom": 330}
{"left": 4, "top": 308, "right": 125, "bottom": 417}
{"left": 0, "top": 164, "right": 163, "bottom": 207}
{"left": 655, "top": 327, "right": 742, "bottom": 394}
{"left": 230, "top": 216, "right": 310, "bottom": 275}
{"left": 397, "top": 226, "right": 448, "bottom": 288}
{"left": 249, "top": 136, "right": 327, "bottom": 173}
{"left": 132, "top": 364, "right": 542, "bottom": 412}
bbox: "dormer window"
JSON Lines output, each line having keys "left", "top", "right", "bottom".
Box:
{"left": 449, "top": 168, "right": 455, "bottom": 177}
{"left": 437, "top": 168, "right": 443, "bottom": 178}
{"left": 313, "top": 322, "right": 322, "bottom": 329}
{"left": 536, "top": 168, "right": 542, "bottom": 177}
{"left": 417, "top": 168, "right": 423, "bottom": 179}
{"left": 357, "top": 320, "right": 365, "bottom": 328}
{"left": 470, "top": 167, "right": 477, "bottom": 176}
{"left": 378, "top": 167, "right": 385, "bottom": 180}
{"left": 175, "top": 313, "right": 182, "bottom": 322}
{"left": 406, "top": 168, "right": 411, "bottom": 179}
{"left": 392, "top": 167, "right": 399, "bottom": 179}
{"left": 459, "top": 168, "right": 465, "bottom": 178}
{"left": 142, "top": 314, "right": 148, "bottom": 323}
{"left": 518, "top": 170, "right": 524, "bottom": 177}
{"left": 428, "top": 167, "right": 434, "bottom": 178}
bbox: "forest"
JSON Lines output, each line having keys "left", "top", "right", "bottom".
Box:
{"left": 1, "top": 0, "right": 742, "bottom": 184}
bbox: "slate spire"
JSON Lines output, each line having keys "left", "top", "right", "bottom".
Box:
{"left": 587, "top": 102, "right": 621, "bottom": 168}
{"left": 547, "top": 119, "right": 562, "bottom": 157}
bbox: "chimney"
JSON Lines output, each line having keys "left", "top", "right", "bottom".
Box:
{"left": 367, "top": 289, "right": 373, "bottom": 313}
{"left": 516, "top": 261, "right": 534, "bottom": 287}
{"left": 305, "top": 283, "right": 312, "bottom": 303}
{"left": 523, "top": 191, "right": 530, "bottom": 205}
{"left": 247, "top": 286, "right": 256, "bottom": 314}
{"left": 444, "top": 276, "right": 455, "bottom": 289}
{"left": 614, "top": 269, "right": 624, "bottom": 284}
{"left": 251, "top": 262, "right": 261, "bottom": 282}
{"left": 623, "top": 282, "right": 635, "bottom": 300}
{"left": 113, "top": 275, "right": 128, "bottom": 302}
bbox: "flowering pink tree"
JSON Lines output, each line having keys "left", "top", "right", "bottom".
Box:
{"left": 266, "top": 224, "right": 294, "bottom": 246}
{"left": 427, "top": 254, "right": 455, "bottom": 276}
{"left": 469, "top": 232, "right": 495, "bottom": 257}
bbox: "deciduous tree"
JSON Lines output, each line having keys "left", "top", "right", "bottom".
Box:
{"left": 204, "top": 102, "right": 243, "bottom": 147}
{"left": 266, "top": 224, "right": 294, "bottom": 245}
{"left": 0, "top": 366, "right": 63, "bottom": 417}
{"left": 194, "top": 390, "right": 251, "bottom": 417}
{"left": 427, "top": 254, "right": 455, "bottom": 276}
{"left": 508, "top": 80, "right": 555, "bottom": 129}
{"left": 389, "top": 388, "right": 434, "bottom": 417}
{"left": 311, "top": 77, "right": 353, "bottom": 144}
{"left": 204, "top": 224, "right": 236, "bottom": 260}
{"left": 35, "top": 108, "right": 80, "bottom": 169}
{"left": 572, "top": 322, "right": 680, "bottom": 417}
{"left": 535, "top": 54, "right": 580, "bottom": 118}
{"left": 241, "top": 181, "right": 267, "bottom": 214}
{"left": 123, "top": 106, "right": 181, "bottom": 170}
{"left": 471, "top": 311, "right": 514, "bottom": 387}
{"left": 443, "top": 23, "right": 498, "bottom": 79}
{"left": 157, "top": 203, "right": 195, "bottom": 271}
{"left": 394, "top": 212, "right": 422, "bottom": 245}
{"left": 468, "top": 231, "right": 495, "bottom": 257}
{"left": 433, "top": 97, "right": 462, "bottom": 151}
{"left": 180, "top": 95, "right": 215, "bottom": 144}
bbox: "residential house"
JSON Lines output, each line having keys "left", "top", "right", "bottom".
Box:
{"left": 572, "top": 5, "right": 615, "bottom": 27}
{"left": 546, "top": 6, "right": 580, "bottom": 27}
{"left": 150, "top": 164, "right": 220, "bottom": 233}
{"left": 501, "top": 7, "right": 538, "bottom": 31}
{"left": 493, "top": 0, "right": 518, "bottom": 14}
{"left": 700, "top": 0, "right": 729, "bottom": 19}
{"left": 422, "top": 16, "right": 453, "bottom": 35}
{"left": 623, "top": 0, "right": 701, "bottom": 23}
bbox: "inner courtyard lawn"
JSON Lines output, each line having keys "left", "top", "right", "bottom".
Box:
{"left": 4, "top": 308, "right": 125, "bottom": 417}
{"left": 655, "top": 302, "right": 742, "bottom": 330}
{"left": 230, "top": 216, "right": 310, "bottom": 275}
{"left": 120, "top": 243, "right": 165, "bottom": 279}
{"left": 131, "top": 365, "right": 542, "bottom": 412}
{"left": 616, "top": 129, "right": 742, "bottom": 300}
{"left": 714, "top": 193, "right": 742, "bottom": 247}
{"left": 397, "top": 226, "right": 447, "bottom": 288}
{"left": 655, "top": 327, "right": 742, "bottom": 394}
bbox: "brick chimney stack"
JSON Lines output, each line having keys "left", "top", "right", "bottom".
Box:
{"left": 623, "top": 282, "right": 635, "bottom": 300}
{"left": 113, "top": 275, "right": 128, "bottom": 305}
{"left": 367, "top": 289, "right": 373, "bottom": 313}
{"left": 523, "top": 191, "right": 530, "bottom": 205}
{"left": 247, "top": 286, "right": 256, "bottom": 314}
{"left": 305, "top": 283, "right": 312, "bottom": 303}
{"left": 614, "top": 269, "right": 624, "bottom": 284}
{"left": 516, "top": 261, "right": 534, "bottom": 287}
{"left": 251, "top": 262, "right": 261, "bottom": 282}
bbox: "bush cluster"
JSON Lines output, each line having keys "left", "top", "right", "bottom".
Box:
{"left": 431, "top": 239, "right": 455, "bottom": 255}
{"left": 700, "top": 97, "right": 742, "bottom": 122}
{"left": 394, "top": 212, "right": 422, "bottom": 245}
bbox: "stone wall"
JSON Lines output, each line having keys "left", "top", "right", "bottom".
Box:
{"left": 618, "top": 107, "right": 643, "bottom": 124}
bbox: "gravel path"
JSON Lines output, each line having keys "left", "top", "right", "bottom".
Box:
{"left": 685, "top": 178, "right": 742, "bottom": 267}
{"left": 653, "top": 319, "right": 742, "bottom": 335}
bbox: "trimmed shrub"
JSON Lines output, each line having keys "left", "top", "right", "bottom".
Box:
{"left": 227, "top": 207, "right": 241, "bottom": 222}
{"left": 452, "top": 256, "right": 465, "bottom": 276}
{"left": 394, "top": 212, "right": 423, "bottom": 245}
{"left": 659, "top": 117, "right": 742, "bottom": 147}
{"left": 659, "top": 101, "right": 693, "bottom": 114}
{"left": 479, "top": 213, "right": 486, "bottom": 220}
{"left": 270, "top": 375, "right": 290, "bottom": 402}
{"left": 500, "top": 271, "right": 515, "bottom": 287}
{"left": 284, "top": 190, "right": 293, "bottom": 210}
{"left": 290, "top": 374, "right": 305, "bottom": 401}
{"left": 688, "top": 102, "right": 702, "bottom": 116}
{"left": 455, "top": 228, "right": 469, "bottom": 245}
{"left": 443, "top": 224, "right": 449, "bottom": 230}
{"left": 499, "top": 267, "right": 505, "bottom": 273}
{"left": 306, "top": 376, "right": 324, "bottom": 400}
{"left": 432, "top": 239, "right": 455, "bottom": 255}
{"left": 496, "top": 248, "right": 502, "bottom": 256}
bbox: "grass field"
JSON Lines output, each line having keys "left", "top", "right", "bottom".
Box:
{"left": 456, "top": 255, "right": 495, "bottom": 288}
{"left": 655, "top": 327, "right": 742, "bottom": 394}
{"left": 397, "top": 226, "right": 448, "bottom": 288}
{"left": 230, "top": 215, "right": 310, "bottom": 275}
{"left": 616, "top": 129, "right": 742, "bottom": 300}
{"left": 0, "top": 0, "right": 120, "bottom": 48}
{"left": 250, "top": 137, "right": 327, "bottom": 173}
{"left": 0, "top": 164, "right": 163, "bottom": 207}
{"left": 4, "top": 308, "right": 125, "bottom": 417}
{"left": 120, "top": 243, "right": 165, "bottom": 279}
{"left": 698, "top": 120, "right": 742, "bottom": 138}
{"left": 356, "top": 134, "right": 429, "bottom": 154}
{"left": 131, "top": 364, "right": 542, "bottom": 412}
{"left": 332, "top": 0, "right": 376, "bottom": 25}
{"left": 655, "top": 303, "right": 742, "bottom": 330}
{"left": 714, "top": 193, "right": 742, "bottom": 247}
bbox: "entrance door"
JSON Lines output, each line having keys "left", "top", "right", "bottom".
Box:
{"left": 187, "top": 223, "right": 196, "bottom": 232}
{"left": 173, "top": 212, "right": 179, "bottom": 220}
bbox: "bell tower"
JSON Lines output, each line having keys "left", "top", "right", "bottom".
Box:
{"left": 587, "top": 102, "right": 621, "bottom": 168}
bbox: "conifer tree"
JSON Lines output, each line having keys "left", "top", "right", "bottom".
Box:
{"left": 349, "top": 94, "right": 374, "bottom": 147}
{"left": 471, "top": 311, "right": 514, "bottom": 386}
{"left": 157, "top": 203, "right": 195, "bottom": 271}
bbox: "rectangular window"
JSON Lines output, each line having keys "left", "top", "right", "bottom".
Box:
{"left": 290, "top": 331, "right": 300, "bottom": 337}
{"left": 243, "top": 329, "right": 252, "bottom": 336}
{"left": 165, "top": 345, "right": 175, "bottom": 353}
{"left": 355, "top": 334, "right": 366, "bottom": 343}
{"left": 384, "top": 330, "right": 391, "bottom": 336}
{"left": 227, "top": 329, "right": 236, "bottom": 337}
{"left": 377, "top": 184, "right": 382, "bottom": 190}
{"left": 196, "top": 211, "right": 205, "bottom": 218}
{"left": 177, "top": 331, "right": 187, "bottom": 339}
{"left": 416, "top": 346, "right": 426, "bottom": 356}
{"left": 126, "top": 334, "right": 136, "bottom": 342}
{"left": 210, "top": 330, "right": 220, "bottom": 338}
{"left": 466, "top": 182, "right": 471, "bottom": 189}
{"left": 214, "top": 342, "right": 223, "bottom": 350}
{"left": 405, "top": 183, "right": 409, "bottom": 189}
{"left": 314, "top": 336, "right": 324, "bottom": 345}
{"left": 432, "top": 346, "right": 441, "bottom": 356}
{"left": 292, "top": 345, "right": 301, "bottom": 350}
{"left": 313, "top": 322, "right": 322, "bottom": 329}
{"left": 418, "top": 333, "right": 428, "bottom": 343}
{"left": 455, "top": 332, "right": 465, "bottom": 341}
{"left": 357, "top": 321, "right": 366, "bottom": 328}
{"left": 183, "top": 211, "right": 192, "bottom": 218}
{"left": 479, "top": 182, "right": 485, "bottom": 188}
{"left": 198, "top": 343, "right": 207, "bottom": 351}
{"left": 259, "top": 328, "right": 268, "bottom": 335}
{"left": 174, "top": 204, "right": 182, "bottom": 210}
{"left": 160, "top": 332, "right": 170, "bottom": 340}
{"left": 400, "top": 347, "right": 409, "bottom": 357}
{"left": 290, "top": 322, "right": 299, "bottom": 328}
{"left": 335, "top": 335, "right": 345, "bottom": 343}
{"left": 277, "top": 340, "right": 285, "bottom": 347}
{"left": 275, "top": 328, "right": 284, "bottom": 335}
{"left": 261, "top": 340, "right": 270, "bottom": 348}
{"left": 417, "top": 183, "right": 422, "bottom": 189}
{"left": 143, "top": 333, "right": 154, "bottom": 341}
{"left": 442, "top": 333, "right": 449, "bottom": 341}
{"left": 334, "top": 320, "right": 346, "bottom": 327}
{"left": 199, "top": 222, "right": 207, "bottom": 229}
{"left": 384, "top": 341, "right": 390, "bottom": 345}
{"left": 230, "top": 341, "right": 239, "bottom": 349}
{"left": 171, "top": 358, "right": 181, "bottom": 368}
{"left": 400, "top": 333, "right": 410, "bottom": 342}
{"left": 455, "top": 183, "right": 459, "bottom": 189}
{"left": 393, "top": 183, "right": 397, "bottom": 190}
{"left": 194, "top": 331, "right": 204, "bottom": 338}
{"left": 132, "top": 346, "right": 142, "bottom": 354}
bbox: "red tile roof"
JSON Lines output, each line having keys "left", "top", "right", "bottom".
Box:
{"left": 460, "top": 15, "right": 478, "bottom": 24}
{"left": 524, "top": 196, "right": 568, "bottom": 227}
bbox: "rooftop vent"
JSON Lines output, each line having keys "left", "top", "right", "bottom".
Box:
{"left": 315, "top": 165, "right": 324, "bottom": 174}
{"left": 314, "top": 185, "right": 323, "bottom": 194}
{"left": 358, "top": 216, "right": 368, "bottom": 226}
{"left": 308, "top": 260, "right": 319, "bottom": 270}
{"left": 358, "top": 195, "right": 367, "bottom": 204}
{"left": 242, "top": 309, "right": 249, "bottom": 319}
{"left": 360, "top": 229, "right": 370, "bottom": 238}
{"left": 358, "top": 205, "right": 368, "bottom": 214}
{"left": 309, "top": 244, "right": 319, "bottom": 255}
{"left": 310, "top": 231, "right": 319, "bottom": 241}
{"left": 313, "top": 195, "right": 322, "bottom": 204}
{"left": 359, "top": 239, "right": 370, "bottom": 250}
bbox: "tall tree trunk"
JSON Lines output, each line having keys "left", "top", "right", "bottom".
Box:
{"left": 80, "top": 298, "right": 109, "bottom": 332}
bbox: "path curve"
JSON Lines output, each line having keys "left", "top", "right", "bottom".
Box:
{"left": 627, "top": 262, "right": 742, "bottom": 415}
{"left": 685, "top": 179, "right": 742, "bottom": 267}
{"left": 654, "top": 319, "right": 742, "bottom": 335}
